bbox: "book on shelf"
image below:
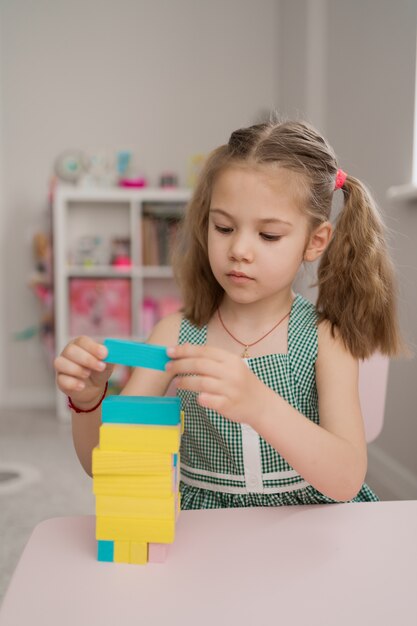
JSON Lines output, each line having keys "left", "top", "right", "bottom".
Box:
{"left": 69, "top": 278, "right": 131, "bottom": 337}
{"left": 141, "top": 210, "right": 181, "bottom": 267}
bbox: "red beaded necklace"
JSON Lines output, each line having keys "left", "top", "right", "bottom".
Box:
{"left": 217, "top": 307, "right": 291, "bottom": 358}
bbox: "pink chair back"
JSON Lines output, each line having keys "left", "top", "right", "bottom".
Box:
{"left": 358, "top": 353, "right": 389, "bottom": 443}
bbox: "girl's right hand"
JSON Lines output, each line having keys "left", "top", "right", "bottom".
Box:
{"left": 54, "top": 336, "right": 114, "bottom": 409}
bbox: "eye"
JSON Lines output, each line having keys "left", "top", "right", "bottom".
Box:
{"left": 214, "top": 225, "right": 233, "bottom": 234}
{"left": 260, "top": 233, "right": 282, "bottom": 241}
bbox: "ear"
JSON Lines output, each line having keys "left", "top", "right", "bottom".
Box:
{"left": 304, "top": 221, "right": 332, "bottom": 262}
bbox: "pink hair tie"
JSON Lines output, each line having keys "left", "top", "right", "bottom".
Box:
{"left": 334, "top": 169, "right": 347, "bottom": 190}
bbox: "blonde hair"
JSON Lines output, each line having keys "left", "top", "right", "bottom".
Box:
{"left": 172, "top": 119, "right": 404, "bottom": 359}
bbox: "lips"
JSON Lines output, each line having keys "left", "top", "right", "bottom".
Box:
{"left": 228, "top": 271, "right": 252, "bottom": 279}
{"left": 227, "top": 271, "right": 254, "bottom": 283}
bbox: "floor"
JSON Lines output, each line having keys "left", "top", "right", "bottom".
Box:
{"left": 0, "top": 408, "right": 94, "bottom": 604}
{"left": 0, "top": 407, "right": 392, "bottom": 606}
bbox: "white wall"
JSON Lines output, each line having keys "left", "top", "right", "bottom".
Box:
{"left": 0, "top": 0, "right": 279, "bottom": 408}
{"left": 0, "top": 15, "right": 4, "bottom": 400}
{"left": 326, "top": 0, "right": 417, "bottom": 499}
{"left": 279, "top": 0, "right": 417, "bottom": 499}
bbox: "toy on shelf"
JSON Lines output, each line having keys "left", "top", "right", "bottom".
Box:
{"left": 54, "top": 150, "right": 88, "bottom": 184}
{"left": 79, "top": 153, "right": 118, "bottom": 188}
{"left": 33, "top": 232, "right": 52, "bottom": 276}
{"left": 69, "top": 279, "right": 131, "bottom": 337}
{"left": 119, "top": 176, "right": 147, "bottom": 188}
{"left": 94, "top": 340, "right": 183, "bottom": 564}
{"left": 73, "top": 235, "right": 104, "bottom": 267}
{"left": 116, "top": 151, "right": 131, "bottom": 179}
{"left": 187, "top": 153, "right": 205, "bottom": 188}
{"left": 54, "top": 149, "right": 139, "bottom": 188}
{"left": 110, "top": 236, "right": 131, "bottom": 268}
{"left": 17, "top": 230, "right": 55, "bottom": 366}
{"left": 159, "top": 172, "right": 178, "bottom": 188}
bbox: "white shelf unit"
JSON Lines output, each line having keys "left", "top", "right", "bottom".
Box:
{"left": 53, "top": 184, "right": 192, "bottom": 421}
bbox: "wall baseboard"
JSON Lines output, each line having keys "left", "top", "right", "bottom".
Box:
{"left": 367, "top": 443, "right": 417, "bottom": 500}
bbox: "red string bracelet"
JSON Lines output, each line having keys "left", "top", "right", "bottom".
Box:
{"left": 67, "top": 381, "right": 108, "bottom": 414}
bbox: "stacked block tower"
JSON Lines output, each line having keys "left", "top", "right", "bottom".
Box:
{"left": 92, "top": 339, "right": 183, "bottom": 565}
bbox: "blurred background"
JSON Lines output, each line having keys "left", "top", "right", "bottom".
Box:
{"left": 1, "top": 0, "right": 416, "bottom": 601}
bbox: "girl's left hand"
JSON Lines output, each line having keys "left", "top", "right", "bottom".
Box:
{"left": 166, "top": 343, "right": 267, "bottom": 426}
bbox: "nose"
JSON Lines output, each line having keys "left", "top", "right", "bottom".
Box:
{"left": 228, "top": 233, "right": 254, "bottom": 263}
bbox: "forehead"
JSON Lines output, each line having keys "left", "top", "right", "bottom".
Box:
{"left": 211, "top": 164, "right": 309, "bottom": 216}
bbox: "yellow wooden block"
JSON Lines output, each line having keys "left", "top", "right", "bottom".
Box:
{"left": 114, "top": 540, "right": 130, "bottom": 563}
{"left": 96, "top": 515, "right": 175, "bottom": 543}
{"left": 92, "top": 448, "right": 174, "bottom": 475}
{"left": 93, "top": 471, "right": 175, "bottom": 497}
{"left": 99, "top": 424, "right": 181, "bottom": 453}
{"left": 130, "top": 542, "right": 148, "bottom": 564}
{"left": 180, "top": 410, "right": 184, "bottom": 434}
{"left": 96, "top": 494, "right": 176, "bottom": 519}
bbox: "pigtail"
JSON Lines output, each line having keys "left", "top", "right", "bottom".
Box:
{"left": 316, "top": 175, "right": 404, "bottom": 359}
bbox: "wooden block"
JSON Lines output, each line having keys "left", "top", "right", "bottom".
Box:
{"left": 180, "top": 410, "right": 184, "bottom": 434}
{"left": 96, "top": 494, "right": 176, "bottom": 519}
{"left": 96, "top": 515, "right": 175, "bottom": 543}
{"left": 93, "top": 471, "right": 175, "bottom": 498}
{"left": 101, "top": 395, "right": 181, "bottom": 425}
{"left": 148, "top": 543, "right": 170, "bottom": 564}
{"left": 114, "top": 540, "right": 130, "bottom": 563}
{"left": 99, "top": 424, "right": 181, "bottom": 453}
{"left": 103, "top": 339, "right": 170, "bottom": 370}
{"left": 92, "top": 448, "right": 174, "bottom": 476}
{"left": 97, "top": 540, "right": 114, "bottom": 562}
{"left": 172, "top": 465, "right": 179, "bottom": 493}
{"left": 130, "top": 542, "right": 148, "bottom": 565}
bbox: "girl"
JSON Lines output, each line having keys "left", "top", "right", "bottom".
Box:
{"left": 55, "top": 119, "right": 404, "bottom": 509}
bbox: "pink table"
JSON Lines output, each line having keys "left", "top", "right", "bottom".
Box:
{"left": 1, "top": 501, "right": 416, "bottom": 625}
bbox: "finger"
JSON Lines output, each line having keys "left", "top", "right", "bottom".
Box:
{"left": 166, "top": 357, "right": 222, "bottom": 378}
{"left": 54, "top": 355, "right": 92, "bottom": 380}
{"left": 72, "top": 336, "right": 108, "bottom": 360}
{"left": 89, "top": 362, "right": 115, "bottom": 386}
{"left": 175, "top": 375, "right": 220, "bottom": 395}
{"left": 63, "top": 342, "right": 107, "bottom": 373}
{"left": 167, "top": 343, "right": 225, "bottom": 362}
{"left": 197, "top": 393, "right": 226, "bottom": 412}
{"left": 57, "top": 373, "right": 87, "bottom": 394}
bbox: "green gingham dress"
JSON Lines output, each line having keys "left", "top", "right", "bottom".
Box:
{"left": 177, "top": 293, "right": 378, "bottom": 509}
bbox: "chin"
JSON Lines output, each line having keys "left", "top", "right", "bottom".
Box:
{"left": 222, "top": 290, "right": 259, "bottom": 305}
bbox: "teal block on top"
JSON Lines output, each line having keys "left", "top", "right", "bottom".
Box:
{"left": 102, "top": 396, "right": 181, "bottom": 425}
{"left": 103, "top": 338, "right": 170, "bottom": 370}
{"left": 98, "top": 540, "right": 114, "bottom": 562}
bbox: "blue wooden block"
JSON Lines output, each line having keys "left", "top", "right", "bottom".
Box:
{"left": 103, "top": 339, "right": 170, "bottom": 370}
{"left": 173, "top": 453, "right": 178, "bottom": 467}
{"left": 98, "top": 540, "right": 114, "bottom": 562}
{"left": 102, "top": 396, "right": 181, "bottom": 425}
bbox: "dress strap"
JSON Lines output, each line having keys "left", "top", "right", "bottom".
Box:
{"left": 178, "top": 316, "right": 207, "bottom": 346}
{"left": 287, "top": 294, "right": 319, "bottom": 396}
